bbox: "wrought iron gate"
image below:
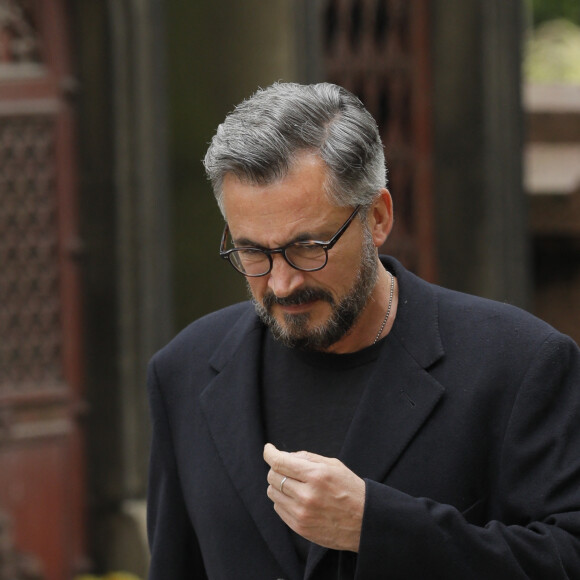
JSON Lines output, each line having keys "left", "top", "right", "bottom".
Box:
{"left": 320, "top": 0, "right": 435, "bottom": 280}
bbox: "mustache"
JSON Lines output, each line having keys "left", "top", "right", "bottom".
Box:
{"left": 262, "top": 287, "right": 334, "bottom": 310}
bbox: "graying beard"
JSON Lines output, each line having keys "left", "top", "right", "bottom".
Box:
{"left": 250, "top": 227, "right": 378, "bottom": 350}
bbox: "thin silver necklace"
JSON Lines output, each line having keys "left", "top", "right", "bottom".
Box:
{"left": 373, "top": 271, "right": 395, "bottom": 344}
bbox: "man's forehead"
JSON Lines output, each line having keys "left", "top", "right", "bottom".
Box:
{"left": 222, "top": 151, "right": 327, "bottom": 188}
{"left": 224, "top": 181, "right": 345, "bottom": 247}
{"left": 222, "top": 156, "right": 330, "bottom": 213}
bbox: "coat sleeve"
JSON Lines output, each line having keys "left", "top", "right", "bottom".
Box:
{"left": 147, "top": 358, "right": 208, "bottom": 580}
{"left": 355, "top": 333, "right": 580, "bottom": 579}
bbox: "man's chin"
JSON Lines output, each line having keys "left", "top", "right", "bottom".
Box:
{"left": 271, "top": 329, "right": 326, "bottom": 351}
{"left": 270, "top": 315, "right": 347, "bottom": 351}
{"left": 264, "top": 313, "right": 318, "bottom": 349}
{"left": 275, "top": 310, "right": 311, "bottom": 338}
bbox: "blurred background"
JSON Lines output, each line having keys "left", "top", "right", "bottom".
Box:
{"left": 0, "top": 0, "right": 578, "bottom": 578}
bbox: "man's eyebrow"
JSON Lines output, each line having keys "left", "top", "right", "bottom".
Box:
{"left": 232, "top": 230, "right": 327, "bottom": 248}
{"left": 231, "top": 236, "right": 266, "bottom": 249}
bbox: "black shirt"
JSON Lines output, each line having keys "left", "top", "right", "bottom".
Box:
{"left": 261, "top": 330, "right": 384, "bottom": 566}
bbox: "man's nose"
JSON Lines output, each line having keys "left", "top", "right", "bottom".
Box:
{"left": 267, "top": 254, "right": 305, "bottom": 298}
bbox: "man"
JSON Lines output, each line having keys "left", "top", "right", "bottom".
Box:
{"left": 147, "top": 82, "right": 580, "bottom": 579}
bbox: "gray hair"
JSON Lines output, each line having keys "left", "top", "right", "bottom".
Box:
{"left": 203, "top": 82, "right": 387, "bottom": 216}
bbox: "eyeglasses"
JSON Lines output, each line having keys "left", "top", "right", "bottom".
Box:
{"left": 220, "top": 205, "right": 362, "bottom": 277}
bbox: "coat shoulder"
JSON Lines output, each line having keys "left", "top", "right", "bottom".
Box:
{"left": 388, "top": 255, "right": 572, "bottom": 369}
{"left": 150, "top": 301, "right": 256, "bottom": 370}
{"left": 435, "top": 283, "right": 557, "bottom": 341}
{"left": 431, "top": 283, "right": 580, "bottom": 379}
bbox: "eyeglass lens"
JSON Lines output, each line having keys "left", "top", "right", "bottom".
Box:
{"left": 229, "top": 244, "right": 327, "bottom": 276}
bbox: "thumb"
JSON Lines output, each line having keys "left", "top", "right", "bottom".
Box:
{"left": 293, "top": 450, "right": 335, "bottom": 464}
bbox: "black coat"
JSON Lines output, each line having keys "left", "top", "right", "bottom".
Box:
{"left": 147, "top": 257, "right": 580, "bottom": 579}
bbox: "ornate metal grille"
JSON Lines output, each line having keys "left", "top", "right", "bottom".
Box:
{"left": 321, "top": 0, "right": 434, "bottom": 277}
{"left": 0, "top": 114, "right": 63, "bottom": 390}
{"left": 0, "top": 0, "right": 41, "bottom": 66}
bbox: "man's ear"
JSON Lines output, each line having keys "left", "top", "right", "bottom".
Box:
{"left": 368, "top": 189, "right": 394, "bottom": 248}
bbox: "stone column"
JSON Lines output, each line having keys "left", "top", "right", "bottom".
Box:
{"left": 432, "top": 0, "right": 530, "bottom": 307}
{"left": 73, "top": 0, "right": 172, "bottom": 575}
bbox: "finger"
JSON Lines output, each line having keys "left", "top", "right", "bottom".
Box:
{"left": 266, "top": 491, "right": 297, "bottom": 530}
{"left": 266, "top": 469, "right": 300, "bottom": 497}
{"left": 264, "top": 444, "right": 321, "bottom": 481}
{"left": 266, "top": 469, "right": 292, "bottom": 493}
{"left": 293, "top": 450, "right": 339, "bottom": 465}
{"left": 264, "top": 445, "right": 288, "bottom": 480}
{"left": 263, "top": 442, "right": 278, "bottom": 462}
{"left": 267, "top": 476, "right": 296, "bottom": 501}
{"left": 264, "top": 444, "right": 298, "bottom": 476}
{"left": 265, "top": 443, "right": 337, "bottom": 467}
{"left": 264, "top": 443, "right": 286, "bottom": 471}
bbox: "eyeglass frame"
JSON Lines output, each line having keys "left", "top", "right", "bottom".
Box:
{"left": 219, "top": 205, "right": 362, "bottom": 277}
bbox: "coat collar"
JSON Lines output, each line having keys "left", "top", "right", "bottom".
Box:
{"left": 384, "top": 256, "right": 444, "bottom": 369}
{"left": 202, "top": 257, "right": 445, "bottom": 580}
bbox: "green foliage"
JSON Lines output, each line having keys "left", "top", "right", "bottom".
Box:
{"left": 532, "top": 0, "right": 580, "bottom": 26}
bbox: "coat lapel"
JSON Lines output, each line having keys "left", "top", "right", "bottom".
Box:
{"left": 341, "top": 257, "right": 446, "bottom": 482}
{"left": 305, "top": 258, "right": 447, "bottom": 579}
{"left": 200, "top": 311, "right": 302, "bottom": 580}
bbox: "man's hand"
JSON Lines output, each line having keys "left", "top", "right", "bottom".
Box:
{"left": 263, "top": 443, "right": 365, "bottom": 552}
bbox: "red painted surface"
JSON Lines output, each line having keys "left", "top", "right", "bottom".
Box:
{"left": 321, "top": 0, "right": 435, "bottom": 280}
{"left": 0, "top": 1, "right": 86, "bottom": 578}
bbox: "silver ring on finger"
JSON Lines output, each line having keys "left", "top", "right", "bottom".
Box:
{"left": 280, "top": 476, "right": 288, "bottom": 494}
